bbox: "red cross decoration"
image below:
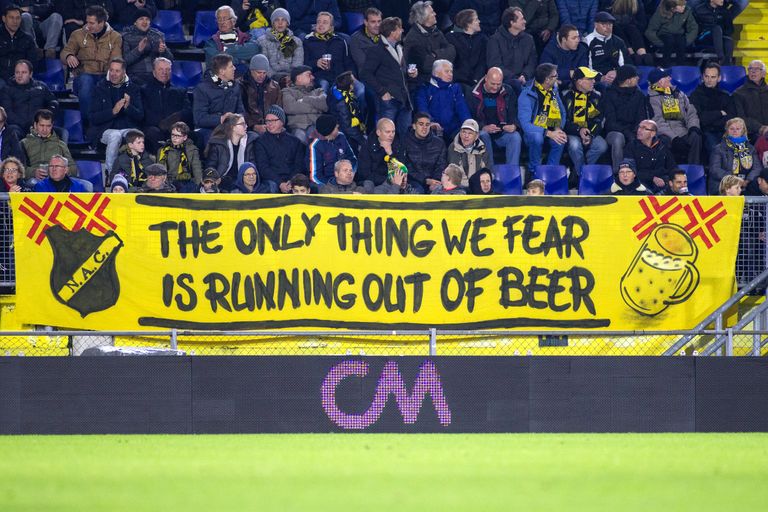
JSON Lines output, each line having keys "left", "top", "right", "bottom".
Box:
{"left": 633, "top": 197, "right": 727, "bottom": 249}
{"left": 16, "top": 194, "right": 117, "bottom": 245}
{"left": 632, "top": 196, "right": 684, "bottom": 239}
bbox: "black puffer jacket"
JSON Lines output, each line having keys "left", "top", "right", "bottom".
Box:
{"left": 444, "top": 30, "right": 487, "bottom": 86}
{"left": 204, "top": 132, "right": 259, "bottom": 192}
{"left": 253, "top": 130, "right": 306, "bottom": 186}
{"left": 602, "top": 83, "right": 651, "bottom": 140}
{"left": 0, "top": 26, "right": 37, "bottom": 82}
{"left": 689, "top": 83, "right": 736, "bottom": 134}
{"left": 486, "top": 27, "right": 537, "bottom": 84}
{"left": 402, "top": 128, "right": 447, "bottom": 187}
{"left": 624, "top": 137, "right": 676, "bottom": 189}
{"left": 0, "top": 78, "right": 58, "bottom": 133}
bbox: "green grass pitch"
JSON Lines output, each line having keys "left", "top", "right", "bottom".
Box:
{"left": 1, "top": 434, "right": 767, "bottom": 511}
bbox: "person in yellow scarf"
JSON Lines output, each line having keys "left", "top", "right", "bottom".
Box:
{"left": 518, "top": 63, "right": 567, "bottom": 177}
{"left": 709, "top": 117, "right": 762, "bottom": 194}
{"left": 648, "top": 67, "right": 703, "bottom": 164}
{"left": 562, "top": 67, "right": 609, "bottom": 177}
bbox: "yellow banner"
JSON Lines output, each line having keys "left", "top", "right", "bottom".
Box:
{"left": 11, "top": 193, "right": 743, "bottom": 331}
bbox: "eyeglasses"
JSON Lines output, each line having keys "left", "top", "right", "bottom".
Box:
{"left": 264, "top": 118, "right": 280, "bottom": 123}
{"left": 170, "top": 132, "right": 186, "bottom": 138}
{"left": 2, "top": 167, "right": 19, "bottom": 172}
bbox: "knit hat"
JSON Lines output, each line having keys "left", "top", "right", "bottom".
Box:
{"left": 266, "top": 105, "right": 286, "bottom": 125}
{"left": 290, "top": 65, "right": 312, "bottom": 83}
{"left": 648, "top": 68, "right": 671, "bottom": 86}
{"left": 461, "top": 119, "right": 479, "bottom": 133}
{"left": 250, "top": 54, "right": 270, "bottom": 72}
{"left": 616, "top": 65, "right": 639, "bottom": 84}
{"left": 145, "top": 163, "right": 168, "bottom": 176}
{"left": 271, "top": 8, "right": 290, "bottom": 25}
{"left": 618, "top": 159, "right": 636, "bottom": 173}
{"left": 572, "top": 67, "right": 599, "bottom": 81}
{"left": 315, "top": 114, "right": 338, "bottom": 137}
{"left": 110, "top": 174, "right": 130, "bottom": 192}
{"left": 133, "top": 8, "right": 152, "bottom": 23}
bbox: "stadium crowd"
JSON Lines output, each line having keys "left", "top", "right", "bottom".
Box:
{"left": 0, "top": 0, "right": 766, "bottom": 197}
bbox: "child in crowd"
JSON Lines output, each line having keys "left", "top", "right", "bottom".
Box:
{"left": 110, "top": 129, "right": 154, "bottom": 188}
{"left": 290, "top": 173, "right": 312, "bottom": 194}
{"left": 157, "top": 122, "right": 204, "bottom": 193}
{"left": 526, "top": 179, "right": 545, "bottom": 195}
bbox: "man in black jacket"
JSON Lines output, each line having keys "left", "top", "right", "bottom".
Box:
{"left": 402, "top": 111, "right": 445, "bottom": 193}
{"left": 357, "top": 117, "right": 413, "bottom": 186}
{"left": 253, "top": 105, "right": 306, "bottom": 193}
{"left": 0, "top": 59, "right": 57, "bottom": 140}
{"left": 0, "top": 5, "right": 37, "bottom": 84}
{"left": 140, "top": 57, "right": 192, "bottom": 152}
{"left": 624, "top": 119, "right": 676, "bottom": 193}
{"left": 602, "top": 65, "right": 651, "bottom": 170}
{"left": 689, "top": 61, "right": 736, "bottom": 162}
{"left": 486, "top": 7, "right": 536, "bottom": 88}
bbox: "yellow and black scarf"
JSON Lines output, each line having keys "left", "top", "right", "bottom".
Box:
{"left": 534, "top": 82, "right": 561, "bottom": 129}
{"left": 272, "top": 29, "right": 297, "bottom": 57}
{"left": 129, "top": 154, "right": 146, "bottom": 186}
{"left": 246, "top": 9, "right": 269, "bottom": 30}
{"left": 342, "top": 89, "right": 365, "bottom": 132}
{"left": 652, "top": 85, "right": 682, "bottom": 120}
{"left": 365, "top": 28, "right": 379, "bottom": 43}
{"left": 314, "top": 31, "right": 334, "bottom": 41}
{"left": 158, "top": 144, "right": 191, "bottom": 181}
{"left": 724, "top": 136, "right": 753, "bottom": 175}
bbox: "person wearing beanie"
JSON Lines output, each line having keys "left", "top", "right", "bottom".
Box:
{"left": 240, "top": 53, "right": 283, "bottom": 133}
{"left": 288, "top": 0, "right": 341, "bottom": 37}
{"left": 307, "top": 113, "right": 357, "bottom": 185}
{"left": 561, "top": 66, "right": 608, "bottom": 176}
{"left": 109, "top": 172, "right": 130, "bottom": 193}
{"left": 283, "top": 65, "right": 328, "bottom": 143}
{"left": 583, "top": 11, "right": 629, "bottom": 86}
{"left": 539, "top": 24, "right": 589, "bottom": 90}
{"left": 257, "top": 7, "right": 304, "bottom": 84}
{"left": 231, "top": 161, "right": 274, "bottom": 193}
{"left": 203, "top": 5, "right": 261, "bottom": 72}
{"left": 647, "top": 67, "right": 702, "bottom": 164}
{"left": 113, "top": 1, "right": 158, "bottom": 29}
{"left": 602, "top": 64, "right": 653, "bottom": 170}
{"left": 120, "top": 7, "right": 174, "bottom": 85}
{"left": 254, "top": 105, "right": 307, "bottom": 193}
{"left": 610, "top": 159, "right": 649, "bottom": 195}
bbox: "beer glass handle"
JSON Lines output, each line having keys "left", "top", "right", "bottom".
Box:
{"left": 667, "top": 263, "right": 700, "bottom": 305}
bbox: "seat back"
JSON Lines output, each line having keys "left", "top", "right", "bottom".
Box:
{"left": 637, "top": 66, "right": 654, "bottom": 93}
{"left": 678, "top": 164, "right": 706, "bottom": 195}
{"left": 534, "top": 165, "right": 569, "bottom": 195}
{"left": 152, "top": 10, "right": 186, "bottom": 44}
{"left": 58, "top": 109, "right": 85, "bottom": 144}
{"left": 38, "top": 59, "right": 66, "bottom": 92}
{"left": 171, "top": 60, "right": 203, "bottom": 89}
{"left": 578, "top": 164, "right": 614, "bottom": 195}
{"left": 719, "top": 65, "right": 746, "bottom": 94}
{"left": 76, "top": 160, "right": 104, "bottom": 192}
{"left": 343, "top": 12, "right": 365, "bottom": 34}
{"left": 193, "top": 11, "right": 217, "bottom": 47}
{"left": 492, "top": 164, "right": 523, "bottom": 195}
{"left": 670, "top": 66, "right": 701, "bottom": 95}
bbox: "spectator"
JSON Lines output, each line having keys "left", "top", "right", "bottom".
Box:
{"left": 134, "top": 162, "right": 175, "bottom": 193}
{"left": 121, "top": 7, "right": 172, "bottom": 85}
{"left": 18, "top": 1, "right": 62, "bottom": 58}
{"left": 89, "top": 57, "right": 143, "bottom": 173}
{"left": 59, "top": 0, "right": 115, "bottom": 40}
{"left": 540, "top": 24, "right": 589, "bottom": 90}
{"left": 231, "top": 161, "right": 272, "bottom": 193}
{"left": 231, "top": 0, "right": 278, "bottom": 40}
{"left": 518, "top": 63, "right": 567, "bottom": 175}
{"left": 403, "top": 111, "right": 446, "bottom": 193}
{"left": 112, "top": 0, "right": 157, "bottom": 29}
{"left": 288, "top": 0, "right": 341, "bottom": 36}
{"left": 445, "top": 9, "right": 488, "bottom": 86}
{"left": 109, "top": 128, "right": 152, "bottom": 187}
{"left": 21, "top": 109, "right": 76, "bottom": 179}
{"left": 157, "top": 121, "right": 203, "bottom": 193}
{"left": 556, "top": 0, "right": 597, "bottom": 35}
{"left": 0, "top": 60, "right": 58, "bottom": 141}
{"left": 0, "top": 106, "right": 25, "bottom": 162}
{"left": 403, "top": 1, "right": 456, "bottom": 86}
{"left": 508, "top": 0, "right": 559, "bottom": 53}
{"left": 283, "top": 64, "right": 328, "bottom": 142}
{"left": 662, "top": 167, "right": 691, "bottom": 195}
{"left": 1, "top": 156, "right": 31, "bottom": 192}
{"left": 303, "top": 12, "right": 356, "bottom": 95}
{"left": 204, "top": 113, "right": 258, "bottom": 192}
{"left": 624, "top": 119, "right": 676, "bottom": 192}
{"left": 584, "top": 11, "right": 628, "bottom": 85}
{"left": 645, "top": 0, "right": 698, "bottom": 68}
{"left": 109, "top": 172, "right": 129, "bottom": 192}
{"left": 140, "top": 57, "right": 193, "bottom": 153}
{"left": 0, "top": 4, "right": 37, "bottom": 84}
{"left": 199, "top": 167, "right": 222, "bottom": 194}
{"left": 468, "top": 167, "right": 496, "bottom": 194}
{"left": 360, "top": 16, "right": 417, "bottom": 137}
{"left": 526, "top": 178, "right": 545, "bottom": 194}
{"left": 449, "top": 0, "right": 503, "bottom": 36}
{"left": 357, "top": 117, "right": 412, "bottom": 186}
{"left": 254, "top": 105, "right": 306, "bottom": 193}
{"left": 446, "top": 118, "right": 489, "bottom": 188}
{"left": 468, "top": 67, "right": 522, "bottom": 167}
{"left": 609, "top": 0, "right": 653, "bottom": 66}
{"left": 602, "top": 64, "right": 651, "bottom": 169}
{"left": 745, "top": 167, "right": 768, "bottom": 196}
{"left": 647, "top": 67, "right": 702, "bottom": 164}
{"left": 349, "top": 7, "right": 381, "bottom": 72}
{"left": 204, "top": 5, "right": 260, "bottom": 73}
{"left": 307, "top": 113, "right": 357, "bottom": 185}
{"left": 241, "top": 54, "right": 282, "bottom": 134}
{"left": 327, "top": 71, "right": 366, "bottom": 152}
{"left": 719, "top": 174, "right": 744, "bottom": 196}
{"left": 415, "top": 59, "right": 471, "bottom": 141}
{"left": 693, "top": 0, "right": 735, "bottom": 66}
{"left": 320, "top": 158, "right": 373, "bottom": 193}
{"left": 193, "top": 53, "right": 246, "bottom": 131}
{"left": 34, "top": 154, "right": 87, "bottom": 192}
{"left": 487, "top": 7, "right": 536, "bottom": 87}
{"left": 257, "top": 8, "right": 303, "bottom": 83}
{"left": 610, "top": 158, "right": 650, "bottom": 194}
{"left": 689, "top": 61, "right": 736, "bottom": 161}
{"left": 431, "top": 163, "right": 467, "bottom": 194}
{"left": 562, "top": 67, "right": 608, "bottom": 176}
{"left": 290, "top": 172, "right": 311, "bottom": 194}
{"left": 709, "top": 117, "right": 761, "bottom": 194}
{"left": 373, "top": 166, "right": 421, "bottom": 194}
{"left": 61, "top": 5, "right": 122, "bottom": 130}
{"left": 734, "top": 60, "right": 768, "bottom": 141}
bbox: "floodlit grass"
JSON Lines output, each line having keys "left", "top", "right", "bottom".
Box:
{"left": 1, "top": 434, "right": 767, "bottom": 511}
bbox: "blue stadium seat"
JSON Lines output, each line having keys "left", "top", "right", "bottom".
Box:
{"left": 678, "top": 164, "right": 706, "bottom": 196}
{"left": 171, "top": 60, "right": 203, "bottom": 89}
{"left": 491, "top": 164, "right": 522, "bottom": 195}
{"left": 534, "top": 165, "right": 569, "bottom": 195}
{"left": 670, "top": 66, "right": 701, "bottom": 95}
{"left": 152, "top": 10, "right": 186, "bottom": 44}
{"left": 343, "top": 12, "right": 365, "bottom": 34}
{"left": 76, "top": 160, "right": 104, "bottom": 192}
{"left": 193, "top": 11, "right": 217, "bottom": 48}
{"left": 58, "top": 109, "right": 85, "bottom": 144}
{"left": 637, "top": 66, "right": 654, "bottom": 93}
{"left": 578, "top": 164, "right": 614, "bottom": 195}
{"left": 38, "top": 59, "right": 66, "bottom": 92}
{"left": 720, "top": 65, "right": 746, "bottom": 94}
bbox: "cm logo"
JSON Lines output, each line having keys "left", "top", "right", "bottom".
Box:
{"left": 321, "top": 360, "right": 452, "bottom": 430}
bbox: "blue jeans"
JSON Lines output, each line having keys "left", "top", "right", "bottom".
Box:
{"left": 74, "top": 73, "right": 100, "bottom": 131}
{"left": 479, "top": 130, "right": 522, "bottom": 167}
{"left": 376, "top": 97, "right": 412, "bottom": 139}
{"left": 524, "top": 130, "right": 566, "bottom": 174}
{"left": 567, "top": 135, "right": 608, "bottom": 174}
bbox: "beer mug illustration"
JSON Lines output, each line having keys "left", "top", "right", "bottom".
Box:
{"left": 620, "top": 224, "right": 700, "bottom": 316}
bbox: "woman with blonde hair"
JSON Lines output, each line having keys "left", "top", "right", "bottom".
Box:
{"left": 709, "top": 117, "right": 762, "bottom": 194}
{"left": 0, "top": 157, "right": 30, "bottom": 192}
{"left": 645, "top": 0, "right": 698, "bottom": 67}
{"left": 719, "top": 174, "right": 745, "bottom": 196}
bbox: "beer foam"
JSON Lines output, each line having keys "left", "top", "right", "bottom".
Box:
{"left": 640, "top": 249, "right": 684, "bottom": 271}
{"left": 655, "top": 226, "right": 693, "bottom": 256}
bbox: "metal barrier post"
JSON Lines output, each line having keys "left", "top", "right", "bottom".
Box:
{"left": 429, "top": 328, "right": 437, "bottom": 356}
{"left": 170, "top": 328, "right": 177, "bottom": 350}
{"left": 726, "top": 328, "right": 733, "bottom": 356}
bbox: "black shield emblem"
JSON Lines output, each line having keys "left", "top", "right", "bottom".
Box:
{"left": 46, "top": 226, "right": 124, "bottom": 317}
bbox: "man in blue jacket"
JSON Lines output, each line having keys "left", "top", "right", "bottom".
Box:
{"left": 518, "top": 63, "right": 567, "bottom": 175}
{"left": 415, "top": 59, "right": 471, "bottom": 142}
{"left": 34, "top": 155, "right": 88, "bottom": 192}
{"left": 307, "top": 113, "right": 357, "bottom": 185}
{"left": 539, "top": 24, "right": 589, "bottom": 90}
